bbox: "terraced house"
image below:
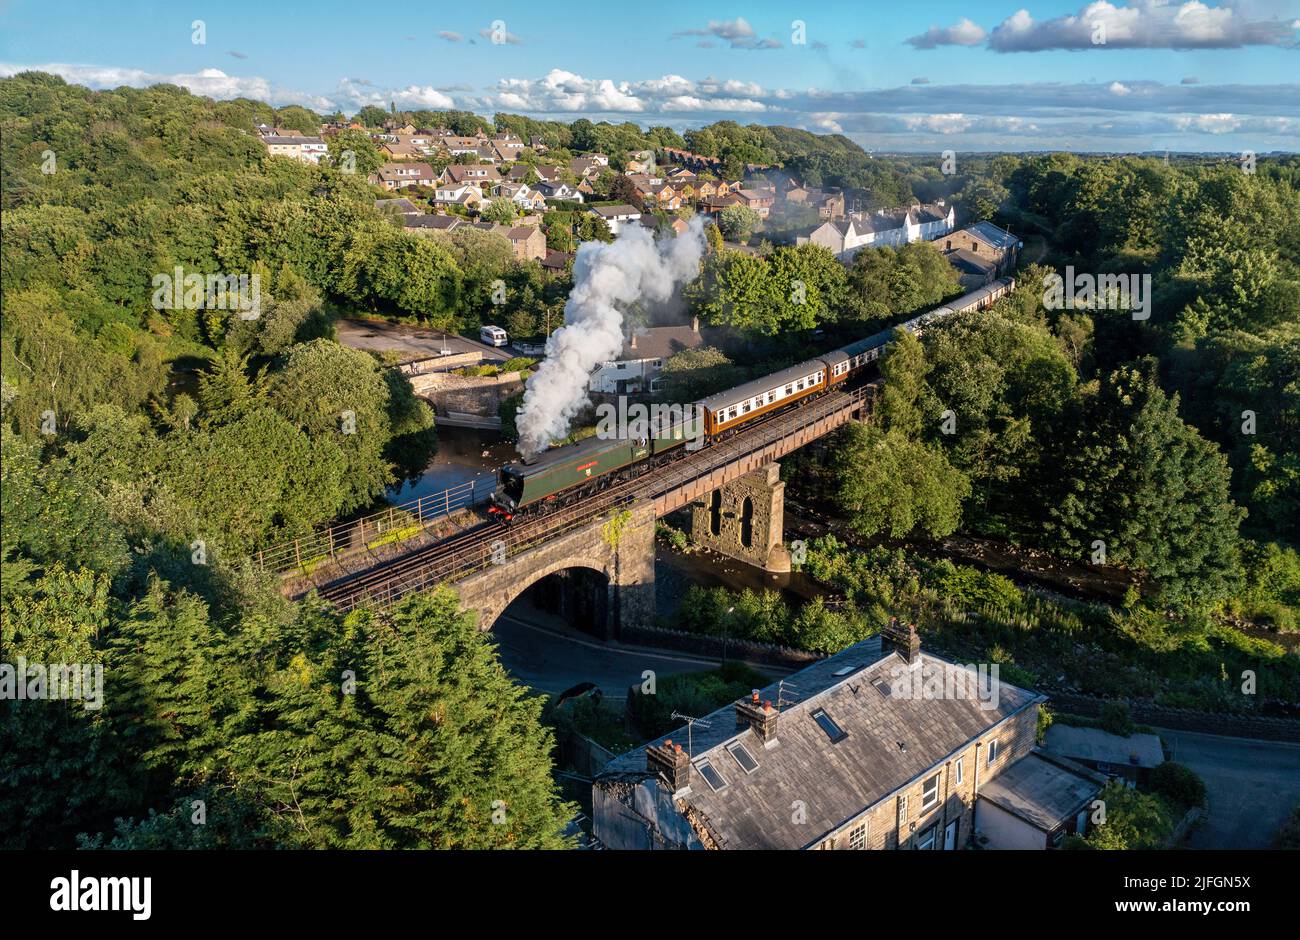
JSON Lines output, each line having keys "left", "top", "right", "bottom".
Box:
{"left": 593, "top": 623, "right": 1104, "bottom": 850}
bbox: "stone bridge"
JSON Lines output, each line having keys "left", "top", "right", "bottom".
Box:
{"left": 313, "top": 386, "right": 873, "bottom": 636}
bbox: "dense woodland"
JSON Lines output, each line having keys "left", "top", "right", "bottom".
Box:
{"left": 1, "top": 71, "right": 1298, "bottom": 848}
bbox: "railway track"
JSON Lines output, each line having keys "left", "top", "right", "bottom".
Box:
{"left": 314, "top": 384, "right": 872, "bottom": 612}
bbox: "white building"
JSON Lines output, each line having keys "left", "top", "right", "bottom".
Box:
{"left": 588, "top": 319, "right": 704, "bottom": 394}
{"left": 799, "top": 200, "right": 956, "bottom": 262}
{"left": 589, "top": 203, "right": 642, "bottom": 237}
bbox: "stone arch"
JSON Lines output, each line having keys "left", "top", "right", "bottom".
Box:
{"left": 739, "top": 496, "right": 754, "bottom": 549}
{"left": 470, "top": 556, "right": 612, "bottom": 633}
{"left": 708, "top": 489, "right": 723, "bottom": 537}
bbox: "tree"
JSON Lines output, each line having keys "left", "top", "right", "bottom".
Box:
{"left": 831, "top": 422, "right": 970, "bottom": 539}
{"left": 717, "top": 204, "right": 760, "bottom": 242}
{"left": 481, "top": 198, "right": 519, "bottom": 225}
{"left": 608, "top": 174, "right": 644, "bottom": 211}
{"left": 327, "top": 129, "right": 383, "bottom": 178}
{"left": 1046, "top": 365, "right": 1245, "bottom": 605}
{"left": 657, "top": 346, "right": 743, "bottom": 399}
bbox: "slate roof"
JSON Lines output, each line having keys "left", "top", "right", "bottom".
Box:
{"left": 977, "top": 752, "right": 1106, "bottom": 831}
{"left": 375, "top": 197, "right": 423, "bottom": 215}
{"left": 404, "top": 214, "right": 461, "bottom": 231}
{"left": 622, "top": 324, "right": 703, "bottom": 361}
{"left": 600, "top": 638, "right": 1044, "bottom": 849}
{"left": 944, "top": 247, "right": 998, "bottom": 277}
{"left": 1043, "top": 726, "right": 1165, "bottom": 769}
{"left": 965, "top": 220, "right": 1021, "bottom": 250}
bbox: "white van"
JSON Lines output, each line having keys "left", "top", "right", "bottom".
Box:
{"left": 480, "top": 325, "right": 508, "bottom": 347}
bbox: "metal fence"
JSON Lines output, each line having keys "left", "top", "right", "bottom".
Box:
{"left": 253, "top": 476, "right": 496, "bottom": 575}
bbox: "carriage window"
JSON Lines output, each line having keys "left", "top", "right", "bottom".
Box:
{"left": 785, "top": 385, "right": 793, "bottom": 395}
{"left": 743, "top": 402, "right": 751, "bottom": 413}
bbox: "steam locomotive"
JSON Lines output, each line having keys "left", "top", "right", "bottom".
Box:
{"left": 489, "top": 277, "right": 1014, "bottom": 520}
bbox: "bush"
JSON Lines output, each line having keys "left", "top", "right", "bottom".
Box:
{"left": 500, "top": 356, "right": 537, "bottom": 374}
{"left": 1085, "top": 781, "right": 1177, "bottom": 849}
{"left": 1099, "top": 700, "right": 1136, "bottom": 737}
{"left": 1149, "top": 762, "right": 1206, "bottom": 810}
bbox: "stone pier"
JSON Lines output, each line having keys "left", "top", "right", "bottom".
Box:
{"left": 690, "top": 462, "right": 791, "bottom": 572}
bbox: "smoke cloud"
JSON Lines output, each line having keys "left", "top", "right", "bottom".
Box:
{"left": 515, "top": 219, "right": 706, "bottom": 458}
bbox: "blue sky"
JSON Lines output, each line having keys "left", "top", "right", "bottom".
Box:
{"left": 2, "top": 0, "right": 1298, "bottom": 150}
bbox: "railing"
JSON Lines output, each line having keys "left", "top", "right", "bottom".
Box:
{"left": 253, "top": 476, "right": 496, "bottom": 575}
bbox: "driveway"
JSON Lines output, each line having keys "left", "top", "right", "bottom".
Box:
{"left": 336, "top": 319, "right": 510, "bottom": 363}
{"left": 1156, "top": 728, "right": 1300, "bottom": 848}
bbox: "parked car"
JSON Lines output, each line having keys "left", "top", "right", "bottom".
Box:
{"left": 480, "top": 325, "right": 509, "bottom": 347}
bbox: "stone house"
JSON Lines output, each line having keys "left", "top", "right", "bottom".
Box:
{"left": 593, "top": 623, "right": 1103, "bottom": 850}
{"left": 587, "top": 317, "right": 704, "bottom": 394}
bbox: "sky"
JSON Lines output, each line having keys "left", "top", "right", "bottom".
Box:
{"left": 1, "top": 0, "right": 1298, "bottom": 151}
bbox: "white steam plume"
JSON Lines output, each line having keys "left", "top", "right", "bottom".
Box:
{"left": 515, "top": 218, "right": 706, "bottom": 458}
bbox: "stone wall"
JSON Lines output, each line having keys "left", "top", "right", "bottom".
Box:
{"left": 412, "top": 369, "right": 524, "bottom": 419}
{"left": 454, "top": 504, "right": 656, "bottom": 638}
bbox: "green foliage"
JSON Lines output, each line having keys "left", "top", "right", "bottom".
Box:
{"left": 831, "top": 422, "right": 969, "bottom": 540}
{"left": 717, "top": 204, "right": 761, "bottom": 242}
{"left": 1099, "top": 700, "right": 1136, "bottom": 737}
{"left": 626, "top": 662, "right": 771, "bottom": 741}
{"left": 1085, "top": 781, "right": 1177, "bottom": 850}
{"left": 1149, "top": 762, "right": 1207, "bottom": 810}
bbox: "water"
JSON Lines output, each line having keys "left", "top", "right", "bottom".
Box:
{"left": 386, "top": 426, "right": 518, "bottom": 504}
{"left": 654, "top": 538, "right": 831, "bottom": 622}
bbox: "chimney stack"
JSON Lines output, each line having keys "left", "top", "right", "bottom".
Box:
{"left": 646, "top": 739, "right": 691, "bottom": 791}
{"left": 735, "top": 691, "right": 780, "bottom": 744}
{"left": 629, "top": 328, "right": 638, "bottom": 351}
{"left": 882, "top": 617, "right": 921, "bottom": 665}
{"left": 691, "top": 315, "right": 700, "bottom": 334}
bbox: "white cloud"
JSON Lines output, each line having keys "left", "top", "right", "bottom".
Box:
{"left": 988, "top": 1, "right": 1299, "bottom": 52}
{"left": 672, "top": 17, "right": 781, "bottom": 49}
{"left": 1109, "top": 81, "right": 1132, "bottom": 95}
{"left": 492, "top": 69, "right": 644, "bottom": 112}
{"left": 907, "top": 17, "right": 987, "bottom": 49}
{"left": 438, "top": 31, "right": 462, "bottom": 43}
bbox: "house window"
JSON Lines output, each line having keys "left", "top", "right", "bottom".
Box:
{"left": 848, "top": 823, "right": 867, "bottom": 850}
{"left": 811, "top": 709, "right": 847, "bottom": 743}
{"left": 921, "top": 773, "right": 940, "bottom": 811}
{"left": 916, "top": 825, "right": 937, "bottom": 851}
{"left": 727, "top": 742, "right": 759, "bottom": 774}
{"left": 695, "top": 758, "right": 727, "bottom": 792}
{"left": 987, "top": 739, "right": 1000, "bottom": 766}
{"left": 954, "top": 759, "right": 963, "bottom": 785}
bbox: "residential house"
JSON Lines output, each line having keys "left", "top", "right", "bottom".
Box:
{"left": 531, "top": 164, "right": 563, "bottom": 184}
{"left": 374, "top": 162, "right": 439, "bottom": 190}
{"left": 403, "top": 213, "right": 464, "bottom": 235}
{"left": 593, "top": 622, "right": 1103, "bottom": 851}
{"left": 502, "top": 224, "right": 547, "bottom": 262}
{"left": 494, "top": 182, "right": 548, "bottom": 212}
{"left": 540, "top": 249, "right": 573, "bottom": 275}
{"left": 536, "top": 180, "right": 584, "bottom": 203}
{"left": 570, "top": 155, "right": 609, "bottom": 179}
{"left": 444, "top": 164, "right": 502, "bottom": 188}
{"left": 660, "top": 146, "right": 722, "bottom": 173}
{"left": 433, "top": 182, "right": 484, "bottom": 210}
{"left": 529, "top": 135, "right": 550, "bottom": 153}
{"left": 374, "top": 197, "right": 424, "bottom": 217}
{"left": 1043, "top": 725, "right": 1164, "bottom": 788}
{"left": 589, "top": 204, "right": 642, "bottom": 236}
{"left": 261, "top": 135, "right": 328, "bottom": 164}
{"left": 735, "top": 188, "right": 775, "bottom": 218}
{"left": 799, "top": 200, "right": 957, "bottom": 262}
{"left": 938, "top": 220, "right": 1022, "bottom": 275}
{"left": 588, "top": 318, "right": 704, "bottom": 394}
{"left": 380, "top": 139, "right": 425, "bottom": 160}
{"left": 438, "top": 136, "right": 483, "bottom": 156}
{"left": 697, "top": 193, "right": 742, "bottom": 220}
